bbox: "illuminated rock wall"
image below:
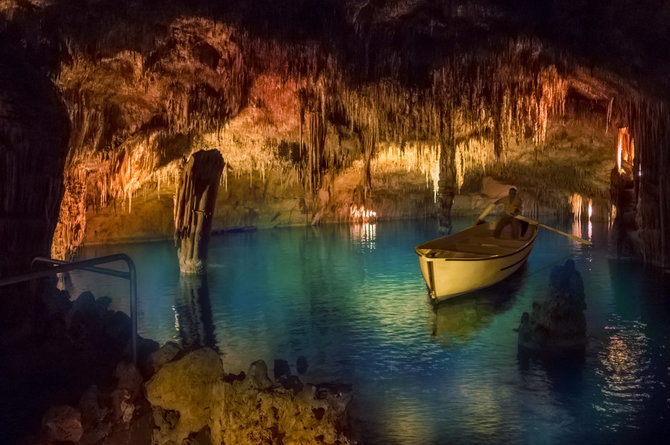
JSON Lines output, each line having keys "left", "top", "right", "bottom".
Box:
{"left": 1, "top": 0, "right": 668, "bottom": 266}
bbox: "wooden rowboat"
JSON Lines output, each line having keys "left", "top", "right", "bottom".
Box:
{"left": 415, "top": 219, "right": 537, "bottom": 302}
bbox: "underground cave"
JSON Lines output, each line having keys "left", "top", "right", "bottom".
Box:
{"left": 1, "top": 1, "right": 670, "bottom": 444}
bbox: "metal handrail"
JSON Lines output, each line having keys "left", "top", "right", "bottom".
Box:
{"left": 0, "top": 254, "right": 138, "bottom": 364}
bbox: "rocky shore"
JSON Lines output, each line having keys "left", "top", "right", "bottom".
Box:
{"left": 0, "top": 286, "right": 351, "bottom": 445}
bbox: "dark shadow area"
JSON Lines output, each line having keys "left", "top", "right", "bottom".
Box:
{"left": 0, "top": 281, "right": 157, "bottom": 444}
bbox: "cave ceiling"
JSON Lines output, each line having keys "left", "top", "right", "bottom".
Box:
{"left": 1, "top": 0, "right": 669, "bottom": 256}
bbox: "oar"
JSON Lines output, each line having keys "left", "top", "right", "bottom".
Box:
{"left": 472, "top": 202, "right": 496, "bottom": 226}
{"left": 515, "top": 215, "right": 592, "bottom": 246}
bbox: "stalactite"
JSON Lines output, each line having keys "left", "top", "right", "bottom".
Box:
{"left": 437, "top": 109, "right": 456, "bottom": 234}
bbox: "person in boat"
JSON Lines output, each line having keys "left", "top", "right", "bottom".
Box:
{"left": 493, "top": 187, "right": 523, "bottom": 239}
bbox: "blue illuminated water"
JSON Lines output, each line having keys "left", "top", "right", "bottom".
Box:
{"left": 73, "top": 218, "right": 670, "bottom": 444}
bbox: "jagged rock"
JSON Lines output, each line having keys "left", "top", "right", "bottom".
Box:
{"left": 145, "top": 347, "right": 226, "bottom": 444}
{"left": 145, "top": 348, "right": 351, "bottom": 445}
{"left": 102, "top": 310, "right": 132, "bottom": 347}
{"left": 67, "top": 291, "right": 102, "bottom": 326}
{"left": 111, "top": 389, "right": 135, "bottom": 424}
{"left": 147, "top": 341, "right": 183, "bottom": 374}
{"left": 278, "top": 375, "right": 304, "bottom": 394}
{"left": 246, "top": 359, "right": 273, "bottom": 390}
{"left": 41, "top": 405, "right": 84, "bottom": 443}
{"left": 116, "top": 361, "right": 143, "bottom": 398}
{"left": 78, "top": 386, "right": 107, "bottom": 429}
{"left": 518, "top": 260, "right": 587, "bottom": 353}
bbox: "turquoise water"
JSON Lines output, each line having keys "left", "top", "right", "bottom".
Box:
{"left": 73, "top": 218, "right": 670, "bottom": 444}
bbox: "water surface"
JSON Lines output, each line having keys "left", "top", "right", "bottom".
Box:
{"left": 72, "top": 218, "right": 670, "bottom": 444}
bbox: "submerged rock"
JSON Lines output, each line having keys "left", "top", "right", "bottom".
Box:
{"left": 274, "top": 358, "right": 291, "bottom": 379}
{"left": 518, "top": 260, "right": 587, "bottom": 353}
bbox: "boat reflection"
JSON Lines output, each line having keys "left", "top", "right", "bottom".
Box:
{"left": 174, "top": 274, "right": 218, "bottom": 350}
{"left": 429, "top": 265, "right": 526, "bottom": 346}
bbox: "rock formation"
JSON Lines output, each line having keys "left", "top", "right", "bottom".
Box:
{"left": 174, "top": 150, "right": 224, "bottom": 274}
{"left": 517, "top": 260, "right": 587, "bottom": 354}
{"left": 145, "top": 347, "right": 352, "bottom": 445}
{"left": 0, "top": 1, "right": 668, "bottom": 266}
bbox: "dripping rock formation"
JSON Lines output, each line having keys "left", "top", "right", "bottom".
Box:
{"left": 0, "top": 1, "right": 668, "bottom": 267}
{"left": 173, "top": 149, "right": 224, "bottom": 274}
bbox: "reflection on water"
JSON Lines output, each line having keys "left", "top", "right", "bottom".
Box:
{"left": 350, "top": 222, "right": 376, "bottom": 250}
{"left": 71, "top": 218, "right": 670, "bottom": 444}
{"left": 175, "top": 274, "right": 217, "bottom": 350}
{"left": 430, "top": 265, "right": 526, "bottom": 346}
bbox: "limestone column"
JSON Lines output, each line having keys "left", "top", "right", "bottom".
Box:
{"left": 437, "top": 112, "right": 457, "bottom": 234}
{"left": 174, "top": 150, "right": 224, "bottom": 274}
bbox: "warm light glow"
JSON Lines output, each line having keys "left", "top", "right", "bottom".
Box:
{"left": 349, "top": 222, "right": 376, "bottom": 250}
{"left": 570, "top": 193, "right": 583, "bottom": 221}
{"left": 617, "top": 127, "right": 634, "bottom": 174}
{"left": 588, "top": 199, "right": 593, "bottom": 220}
{"left": 373, "top": 143, "right": 440, "bottom": 200}
{"left": 350, "top": 205, "right": 377, "bottom": 223}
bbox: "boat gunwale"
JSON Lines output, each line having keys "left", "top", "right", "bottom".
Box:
{"left": 415, "top": 223, "right": 538, "bottom": 262}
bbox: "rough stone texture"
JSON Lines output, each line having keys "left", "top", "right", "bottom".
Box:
{"left": 0, "top": 286, "right": 159, "bottom": 444}
{"left": 145, "top": 348, "right": 351, "bottom": 445}
{"left": 146, "top": 341, "right": 183, "bottom": 374}
{"left": 2, "top": 0, "right": 662, "bottom": 260}
{"left": 518, "top": 260, "right": 587, "bottom": 353}
{"left": 145, "top": 348, "right": 226, "bottom": 444}
{"left": 41, "top": 405, "right": 84, "bottom": 443}
{"left": 174, "top": 150, "right": 224, "bottom": 274}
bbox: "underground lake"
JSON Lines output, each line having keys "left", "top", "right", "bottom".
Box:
{"left": 63, "top": 217, "right": 670, "bottom": 444}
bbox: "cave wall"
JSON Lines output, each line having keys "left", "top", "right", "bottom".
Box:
{"left": 0, "top": 0, "right": 668, "bottom": 266}
{"left": 0, "top": 38, "right": 69, "bottom": 276}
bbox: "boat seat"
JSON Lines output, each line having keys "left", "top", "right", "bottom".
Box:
{"left": 477, "top": 237, "right": 524, "bottom": 248}
{"left": 454, "top": 243, "right": 517, "bottom": 256}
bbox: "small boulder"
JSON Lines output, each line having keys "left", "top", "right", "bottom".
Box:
{"left": 116, "top": 361, "right": 143, "bottom": 398}
{"left": 247, "top": 360, "right": 273, "bottom": 390}
{"left": 42, "top": 405, "right": 84, "bottom": 443}
{"left": 146, "top": 341, "right": 182, "bottom": 374}
{"left": 145, "top": 347, "right": 225, "bottom": 444}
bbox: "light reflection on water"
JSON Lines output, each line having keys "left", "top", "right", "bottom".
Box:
{"left": 70, "top": 218, "right": 670, "bottom": 444}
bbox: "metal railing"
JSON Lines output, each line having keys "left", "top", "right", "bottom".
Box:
{"left": 0, "top": 254, "right": 138, "bottom": 363}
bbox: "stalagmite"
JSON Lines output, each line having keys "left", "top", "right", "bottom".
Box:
{"left": 174, "top": 150, "right": 224, "bottom": 274}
